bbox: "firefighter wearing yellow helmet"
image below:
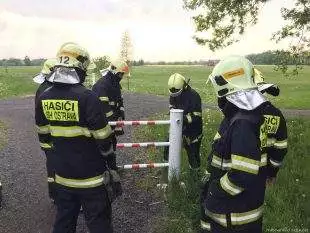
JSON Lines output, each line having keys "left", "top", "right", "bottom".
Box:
{"left": 36, "top": 42, "right": 119, "bottom": 232}
{"left": 92, "top": 59, "right": 129, "bottom": 173}
{"left": 200, "top": 56, "right": 270, "bottom": 233}
{"left": 33, "top": 58, "right": 58, "bottom": 204}
{"left": 166, "top": 73, "right": 203, "bottom": 169}
{"left": 253, "top": 68, "right": 288, "bottom": 187}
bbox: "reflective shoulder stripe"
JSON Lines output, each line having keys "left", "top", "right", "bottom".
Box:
{"left": 213, "top": 132, "right": 221, "bottom": 140}
{"left": 200, "top": 220, "right": 211, "bottom": 230}
{"left": 99, "top": 96, "right": 109, "bottom": 102}
{"left": 193, "top": 111, "right": 202, "bottom": 117}
{"left": 269, "top": 158, "right": 282, "bottom": 167}
{"left": 92, "top": 125, "right": 112, "bottom": 139}
{"left": 220, "top": 173, "right": 244, "bottom": 196}
{"left": 267, "top": 138, "right": 276, "bottom": 147}
{"left": 274, "top": 139, "right": 288, "bottom": 149}
{"left": 55, "top": 174, "right": 108, "bottom": 188}
{"left": 231, "top": 205, "right": 263, "bottom": 225}
{"left": 109, "top": 101, "right": 115, "bottom": 106}
{"left": 106, "top": 111, "right": 114, "bottom": 118}
{"left": 231, "top": 154, "right": 260, "bottom": 174}
{"left": 47, "top": 177, "right": 55, "bottom": 183}
{"left": 50, "top": 126, "right": 92, "bottom": 138}
{"left": 211, "top": 155, "right": 231, "bottom": 170}
{"left": 186, "top": 114, "right": 192, "bottom": 124}
{"left": 40, "top": 142, "right": 53, "bottom": 149}
{"left": 36, "top": 125, "right": 50, "bottom": 134}
{"left": 260, "top": 153, "right": 267, "bottom": 167}
{"left": 205, "top": 209, "right": 227, "bottom": 227}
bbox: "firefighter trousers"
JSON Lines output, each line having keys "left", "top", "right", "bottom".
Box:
{"left": 209, "top": 218, "right": 262, "bottom": 233}
{"left": 53, "top": 185, "right": 113, "bottom": 233}
{"left": 46, "top": 150, "right": 56, "bottom": 201}
{"left": 183, "top": 137, "right": 202, "bottom": 169}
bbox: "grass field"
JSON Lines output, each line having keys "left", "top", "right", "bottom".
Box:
{"left": 0, "top": 65, "right": 310, "bottom": 109}
{"left": 134, "top": 111, "right": 310, "bottom": 232}
{"left": 0, "top": 121, "right": 7, "bottom": 150}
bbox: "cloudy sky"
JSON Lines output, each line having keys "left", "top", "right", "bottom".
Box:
{"left": 0, "top": 0, "right": 295, "bottom": 61}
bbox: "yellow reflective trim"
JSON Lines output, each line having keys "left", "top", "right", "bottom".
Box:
{"left": 264, "top": 115, "right": 280, "bottom": 134}
{"left": 200, "top": 220, "right": 211, "bottom": 230}
{"left": 260, "top": 153, "right": 267, "bottom": 167}
{"left": 99, "top": 96, "right": 109, "bottom": 102}
{"left": 55, "top": 174, "right": 107, "bottom": 188}
{"left": 40, "top": 142, "right": 52, "bottom": 149}
{"left": 106, "top": 111, "right": 113, "bottom": 118}
{"left": 42, "top": 100, "right": 79, "bottom": 122}
{"left": 220, "top": 173, "right": 244, "bottom": 196}
{"left": 213, "top": 132, "right": 221, "bottom": 140}
{"left": 47, "top": 177, "right": 55, "bottom": 183}
{"left": 36, "top": 125, "right": 50, "bottom": 134}
{"left": 193, "top": 111, "right": 202, "bottom": 117}
{"left": 231, "top": 206, "right": 263, "bottom": 225}
{"left": 92, "top": 125, "right": 112, "bottom": 139}
{"left": 274, "top": 140, "right": 288, "bottom": 149}
{"left": 50, "top": 126, "right": 92, "bottom": 137}
{"left": 205, "top": 209, "right": 227, "bottom": 227}
{"left": 211, "top": 155, "right": 231, "bottom": 170}
{"left": 186, "top": 114, "right": 192, "bottom": 123}
{"left": 231, "top": 154, "right": 260, "bottom": 174}
{"left": 223, "top": 68, "right": 244, "bottom": 80}
{"left": 109, "top": 101, "right": 115, "bottom": 106}
{"left": 270, "top": 159, "right": 282, "bottom": 167}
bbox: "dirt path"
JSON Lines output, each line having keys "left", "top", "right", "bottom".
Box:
{"left": 0, "top": 92, "right": 309, "bottom": 233}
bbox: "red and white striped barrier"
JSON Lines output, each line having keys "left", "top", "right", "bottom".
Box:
{"left": 109, "top": 120, "right": 170, "bottom": 126}
{"left": 116, "top": 142, "right": 170, "bottom": 148}
{"left": 118, "top": 162, "right": 169, "bottom": 170}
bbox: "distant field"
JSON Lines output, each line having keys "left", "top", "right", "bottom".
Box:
{"left": 0, "top": 65, "right": 310, "bottom": 109}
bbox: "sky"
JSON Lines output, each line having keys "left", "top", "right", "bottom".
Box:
{"left": 0, "top": 0, "right": 296, "bottom": 61}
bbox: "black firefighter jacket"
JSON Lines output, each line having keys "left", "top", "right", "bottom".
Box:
{"left": 35, "top": 83, "right": 114, "bottom": 189}
{"left": 169, "top": 86, "right": 202, "bottom": 143}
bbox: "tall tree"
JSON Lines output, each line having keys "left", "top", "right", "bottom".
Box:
{"left": 24, "top": 56, "right": 31, "bottom": 66}
{"left": 183, "top": 0, "right": 310, "bottom": 74}
{"left": 120, "top": 30, "right": 133, "bottom": 90}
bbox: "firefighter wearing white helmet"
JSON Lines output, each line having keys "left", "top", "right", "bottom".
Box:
{"left": 165, "top": 73, "right": 203, "bottom": 169}
{"left": 200, "top": 56, "right": 270, "bottom": 233}
{"left": 33, "top": 58, "right": 57, "bottom": 204}
{"left": 36, "top": 42, "right": 119, "bottom": 233}
{"left": 254, "top": 68, "right": 288, "bottom": 188}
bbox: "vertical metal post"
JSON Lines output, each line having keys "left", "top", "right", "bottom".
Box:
{"left": 168, "top": 109, "right": 183, "bottom": 181}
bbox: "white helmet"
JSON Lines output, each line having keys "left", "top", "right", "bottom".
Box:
{"left": 168, "top": 73, "right": 190, "bottom": 97}
{"left": 208, "top": 56, "right": 257, "bottom": 97}
{"left": 56, "top": 42, "right": 90, "bottom": 71}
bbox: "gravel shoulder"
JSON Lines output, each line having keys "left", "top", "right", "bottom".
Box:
{"left": 0, "top": 92, "right": 309, "bottom": 233}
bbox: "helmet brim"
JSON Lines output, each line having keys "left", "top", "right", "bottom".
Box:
{"left": 258, "top": 83, "right": 275, "bottom": 92}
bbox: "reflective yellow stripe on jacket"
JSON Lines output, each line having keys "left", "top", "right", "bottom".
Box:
{"left": 220, "top": 173, "right": 244, "bottom": 196}
{"left": 99, "top": 96, "right": 109, "bottom": 102}
{"left": 231, "top": 154, "right": 260, "bottom": 175}
{"left": 40, "top": 142, "right": 53, "bottom": 149}
{"left": 50, "top": 125, "right": 112, "bottom": 139}
{"left": 55, "top": 174, "right": 108, "bottom": 188}
{"left": 36, "top": 125, "right": 50, "bottom": 134}
{"left": 186, "top": 111, "right": 202, "bottom": 124}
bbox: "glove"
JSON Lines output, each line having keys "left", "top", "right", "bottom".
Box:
{"left": 105, "top": 170, "right": 123, "bottom": 203}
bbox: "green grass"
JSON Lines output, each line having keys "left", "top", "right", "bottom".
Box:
{"left": 1, "top": 65, "right": 310, "bottom": 109}
{"left": 124, "top": 65, "right": 310, "bottom": 109}
{"left": 133, "top": 111, "right": 310, "bottom": 232}
{"left": 0, "top": 66, "right": 40, "bottom": 99}
{"left": 0, "top": 121, "right": 7, "bottom": 150}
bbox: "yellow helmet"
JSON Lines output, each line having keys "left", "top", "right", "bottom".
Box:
{"left": 208, "top": 56, "right": 257, "bottom": 97}
{"left": 253, "top": 68, "right": 278, "bottom": 94}
{"left": 56, "top": 42, "right": 90, "bottom": 71}
{"left": 110, "top": 59, "right": 129, "bottom": 76}
{"left": 168, "top": 73, "right": 190, "bottom": 97}
{"left": 33, "top": 58, "right": 57, "bottom": 84}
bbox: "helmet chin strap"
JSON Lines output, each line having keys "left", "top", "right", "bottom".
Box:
{"left": 170, "top": 89, "right": 183, "bottom": 97}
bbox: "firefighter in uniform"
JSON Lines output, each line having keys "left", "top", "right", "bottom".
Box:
{"left": 92, "top": 59, "right": 129, "bottom": 169}
{"left": 201, "top": 56, "right": 271, "bottom": 233}
{"left": 34, "top": 58, "right": 57, "bottom": 202}
{"left": 166, "top": 73, "right": 203, "bottom": 169}
{"left": 35, "top": 42, "right": 118, "bottom": 233}
{"left": 253, "top": 68, "right": 288, "bottom": 185}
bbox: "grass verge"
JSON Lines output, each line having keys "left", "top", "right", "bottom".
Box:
{"left": 0, "top": 121, "right": 7, "bottom": 150}
{"left": 133, "top": 110, "right": 310, "bottom": 232}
